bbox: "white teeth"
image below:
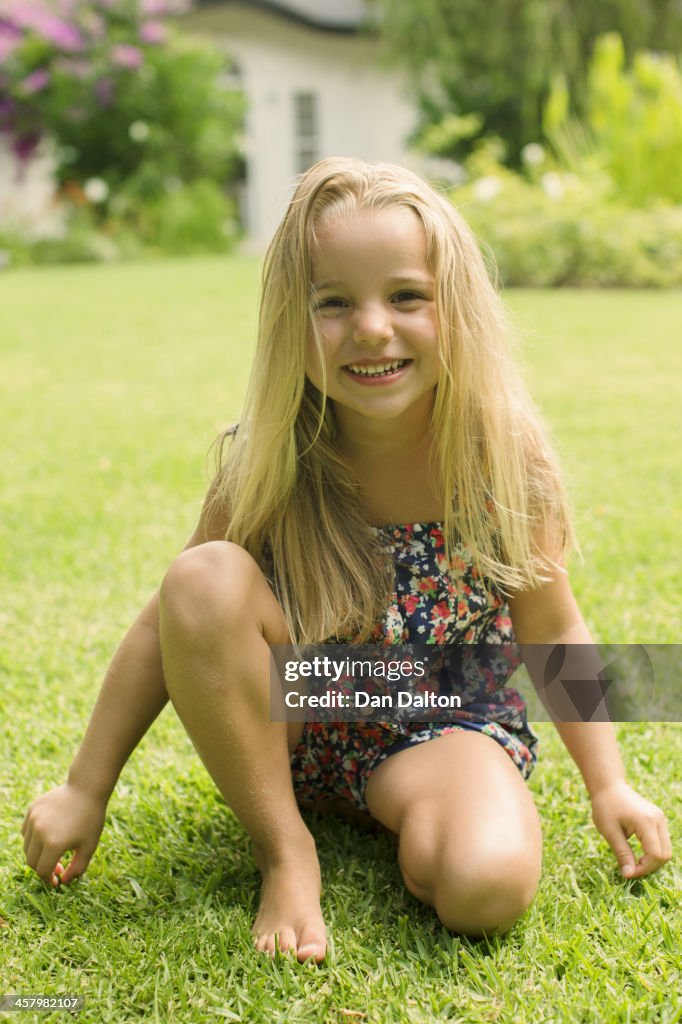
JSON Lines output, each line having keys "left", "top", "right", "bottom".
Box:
{"left": 346, "top": 359, "right": 406, "bottom": 377}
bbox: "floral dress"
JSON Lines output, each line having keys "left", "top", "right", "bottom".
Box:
{"left": 289, "top": 522, "right": 538, "bottom": 812}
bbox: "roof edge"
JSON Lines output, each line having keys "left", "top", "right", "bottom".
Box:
{"left": 194, "top": 0, "right": 371, "bottom": 35}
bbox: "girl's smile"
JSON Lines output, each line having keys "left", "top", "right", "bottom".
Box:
{"left": 307, "top": 206, "right": 440, "bottom": 431}
{"left": 342, "top": 357, "right": 412, "bottom": 383}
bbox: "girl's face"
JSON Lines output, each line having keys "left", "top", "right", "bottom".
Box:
{"left": 307, "top": 206, "right": 440, "bottom": 434}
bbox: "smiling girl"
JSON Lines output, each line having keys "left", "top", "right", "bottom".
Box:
{"left": 22, "top": 158, "right": 671, "bottom": 963}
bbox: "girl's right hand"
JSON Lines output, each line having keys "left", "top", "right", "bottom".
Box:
{"left": 22, "top": 783, "right": 107, "bottom": 887}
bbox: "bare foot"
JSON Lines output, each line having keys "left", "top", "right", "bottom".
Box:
{"left": 252, "top": 835, "right": 327, "bottom": 963}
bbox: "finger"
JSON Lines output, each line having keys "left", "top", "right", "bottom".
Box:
{"left": 600, "top": 822, "right": 637, "bottom": 878}
{"left": 628, "top": 851, "right": 666, "bottom": 878}
{"left": 60, "top": 848, "right": 90, "bottom": 885}
{"left": 25, "top": 834, "right": 43, "bottom": 873}
{"left": 630, "top": 822, "right": 672, "bottom": 879}
{"left": 624, "top": 822, "right": 665, "bottom": 879}
{"left": 657, "top": 818, "right": 673, "bottom": 863}
{"left": 35, "top": 845, "right": 67, "bottom": 887}
{"left": 22, "top": 823, "right": 33, "bottom": 858}
{"left": 637, "top": 822, "right": 663, "bottom": 862}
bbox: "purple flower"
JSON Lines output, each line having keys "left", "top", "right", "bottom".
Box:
{"left": 111, "top": 44, "right": 143, "bottom": 69}
{"left": 41, "top": 16, "right": 85, "bottom": 51}
{"left": 0, "top": 21, "right": 22, "bottom": 62}
{"left": 139, "top": 20, "right": 168, "bottom": 44}
{"left": 8, "top": 5, "right": 86, "bottom": 52}
{"left": 21, "top": 68, "right": 51, "bottom": 94}
{"left": 12, "top": 130, "right": 42, "bottom": 163}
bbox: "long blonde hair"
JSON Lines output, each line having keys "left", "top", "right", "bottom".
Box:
{"left": 210, "top": 157, "right": 574, "bottom": 643}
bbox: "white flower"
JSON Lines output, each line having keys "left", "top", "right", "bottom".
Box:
{"left": 521, "top": 143, "right": 545, "bottom": 167}
{"left": 84, "top": 178, "right": 109, "bottom": 203}
{"left": 472, "top": 176, "right": 502, "bottom": 202}
{"left": 541, "top": 172, "right": 565, "bottom": 200}
{"left": 129, "top": 120, "right": 150, "bottom": 143}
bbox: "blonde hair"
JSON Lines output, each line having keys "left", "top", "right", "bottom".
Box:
{"left": 210, "top": 157, "right": 574, "bottom": 643}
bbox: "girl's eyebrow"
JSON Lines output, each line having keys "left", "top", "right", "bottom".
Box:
{"left": 312, "top": 274, "right": 434, "bottom": 291}
{"left": 311, "top": 279, "right": 343, "bottom": 291}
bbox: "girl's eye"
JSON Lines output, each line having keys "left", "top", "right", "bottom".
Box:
{"left": 314, "top": 297, "right": 348, "bottom": 311}
{"left": 392, "top": 291, "right": 423, "bottom": 304}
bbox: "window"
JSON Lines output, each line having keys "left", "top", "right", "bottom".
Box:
{"left": 293, "top": 92, "right": 319, "bottom": 174}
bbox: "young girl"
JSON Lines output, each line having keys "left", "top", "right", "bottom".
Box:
{"left": 22, "top": 158, "right": 671, "bottom": 963}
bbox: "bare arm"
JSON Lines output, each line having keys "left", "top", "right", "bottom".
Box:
{"left": 22, "top": 484, "right": 229, "bottom": 886}
{"left": 509, "top": 558, "right": 672, "bottom": 879}
{"left": 66, "top": 591, "right": 168, "bottom": 802}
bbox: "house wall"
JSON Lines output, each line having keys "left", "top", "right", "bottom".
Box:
{"left": 0, "top": 137, "right": 64, "bottom": 240}
{"left": 182, "top": 4, "right": 420, "bottom": 247}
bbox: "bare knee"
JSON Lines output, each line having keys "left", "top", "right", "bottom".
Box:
{"left": 160, "top": 540, "right": 261, "bottom": 635}
{"left": 399, "top": 814, "right": 541, "bottom": 936}
{"left": 435, "top": 847, "right": 539, "bottom": 935}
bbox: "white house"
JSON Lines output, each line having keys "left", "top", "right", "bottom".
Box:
{"left": 181, "top": 0, "right": 423, "bottom": 247}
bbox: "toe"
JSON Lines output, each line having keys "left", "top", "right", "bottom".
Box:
{"left": 296, "top": 927, "right": 327, "bottom": 963}
{"left": 274, "top": 927, "right": 298, "bottom": 956}
{"left": 254, "top": 927, "right": 298, "bottom": 959}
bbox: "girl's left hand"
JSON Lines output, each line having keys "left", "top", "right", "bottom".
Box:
{"left": 590, "top": 780, "right": 672, "bottom": 879}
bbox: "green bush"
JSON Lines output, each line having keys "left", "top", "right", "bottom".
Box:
{"left": 144, "top": 179, "right": 237, "bottom": 255}
{"left": 454, "top": 167, "right": 682, "bottom": 288}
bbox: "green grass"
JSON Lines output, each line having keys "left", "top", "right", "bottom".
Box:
{"left": 1, "top": 257, "right": 680, "bottom": 1023}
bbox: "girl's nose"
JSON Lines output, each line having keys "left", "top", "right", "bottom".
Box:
{"left": 351, "top": 306, "right": 394, "bottom": 345}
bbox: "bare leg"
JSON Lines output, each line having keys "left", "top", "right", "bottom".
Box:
{"left": 365, "top": 731, "right": 542, "bottom": 936}
{"left": 159, "top": 541, "right": 326, "bottom": 962}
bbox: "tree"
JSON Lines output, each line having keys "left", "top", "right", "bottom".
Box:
{"left": 371, "top": 0, "right": 682, "bottom": 164}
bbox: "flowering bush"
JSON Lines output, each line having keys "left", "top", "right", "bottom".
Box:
{"left": 0, "top": 0, "right": 244, "bottom": 259}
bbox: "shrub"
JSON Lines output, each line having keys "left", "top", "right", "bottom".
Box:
{"left": 0, "top": 0, "right": 244, "bottom": 260}
{"left": 454, "top": 167, "right": 682, "bottom": 288}
{"left": 545, "top": 33, "right": 682, "bottom": 206}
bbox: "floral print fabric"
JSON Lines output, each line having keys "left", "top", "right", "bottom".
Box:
{"left": 289, "top": 522, "right": 538, "bottom": 811}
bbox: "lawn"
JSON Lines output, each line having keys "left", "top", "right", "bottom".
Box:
{"left": 1, "top": 257, "right": 680, "bottom": 1023}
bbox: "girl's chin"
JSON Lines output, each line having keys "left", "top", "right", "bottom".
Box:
{"left": 330, "top": 393, "right": 436, "bottom": 428}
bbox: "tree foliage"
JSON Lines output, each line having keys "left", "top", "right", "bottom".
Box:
{"left": 371, "top": 0, "right": 682, "bottom": 163}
